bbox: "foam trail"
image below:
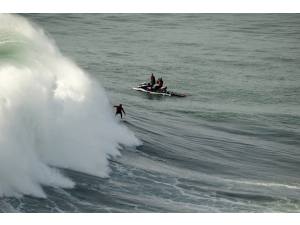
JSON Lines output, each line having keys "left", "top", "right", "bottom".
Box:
{"left": 0, "top": 14, "right": 140, "bottom": 198}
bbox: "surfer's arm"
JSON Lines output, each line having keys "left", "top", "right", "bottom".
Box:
{"left": 122, "top": 109, "right": 126, "bottom": 114}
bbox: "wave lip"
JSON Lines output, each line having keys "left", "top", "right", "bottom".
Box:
{"left": 0, "top": 14, "right": 140, "bottom": 198}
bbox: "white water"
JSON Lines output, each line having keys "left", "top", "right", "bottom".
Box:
{"left": 0, "top": 14, "right": 140, "bottom": 198}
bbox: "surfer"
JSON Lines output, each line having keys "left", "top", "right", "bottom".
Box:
{"left": 114, "top": 104, "right": 126, "bottom": 119}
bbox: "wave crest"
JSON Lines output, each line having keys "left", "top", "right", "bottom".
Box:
{"left": 0, "top": 14, "right": 140, "bottom": 198}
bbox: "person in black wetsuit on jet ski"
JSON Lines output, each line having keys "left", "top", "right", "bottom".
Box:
{"left": 150, "top": 73, "right": 156, "bottom": 87}
{"left": 152, "top": 77, "right": 167, "bottom": 92}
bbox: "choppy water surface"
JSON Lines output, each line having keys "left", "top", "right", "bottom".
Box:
{"left": 0, "top": 14, "right": 299, "bottom": 212}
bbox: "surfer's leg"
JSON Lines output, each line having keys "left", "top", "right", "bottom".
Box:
{"left": 120, "top": 112, "right": 123, "bottom": 119}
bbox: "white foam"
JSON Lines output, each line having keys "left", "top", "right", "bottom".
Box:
{"left": 0, "top": 14, "right": 140, "bottom": 198}
{"left": 226, "top": 179, "right": 300, "bottom": 190}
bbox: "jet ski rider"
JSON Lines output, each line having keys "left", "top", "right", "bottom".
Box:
{"left": 150, "top": 73, "right": 156, "bottom": 87}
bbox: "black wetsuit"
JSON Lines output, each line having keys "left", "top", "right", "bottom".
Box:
{"left": 150, "top": 75, "right": 156, "bottom": 87}
{"left": 114, "top": 105, "right": 126, "bottom": 119}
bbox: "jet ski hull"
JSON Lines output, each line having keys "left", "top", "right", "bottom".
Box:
{"left": 132, "top": 87, "right": 186, "bottom": 97}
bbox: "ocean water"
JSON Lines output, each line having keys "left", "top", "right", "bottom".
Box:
{"left": 0, "top": 14, "right": 299, "bottom": 212}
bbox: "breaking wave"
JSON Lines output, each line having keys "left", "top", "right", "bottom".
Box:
{"left": 0, "top": 14, "right": 140, "bottom": 198}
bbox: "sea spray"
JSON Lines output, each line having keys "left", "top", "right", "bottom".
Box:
{"left": 0, "top": 14, "right": 140, "bottom": 197}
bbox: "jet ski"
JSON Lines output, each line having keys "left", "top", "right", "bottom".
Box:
{"left": 132, "top": 83, "right": 186, "bottom": 97}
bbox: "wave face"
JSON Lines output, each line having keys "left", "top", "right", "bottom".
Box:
{"left": 0, "top": 14, "right": 140, "bottom": 198}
